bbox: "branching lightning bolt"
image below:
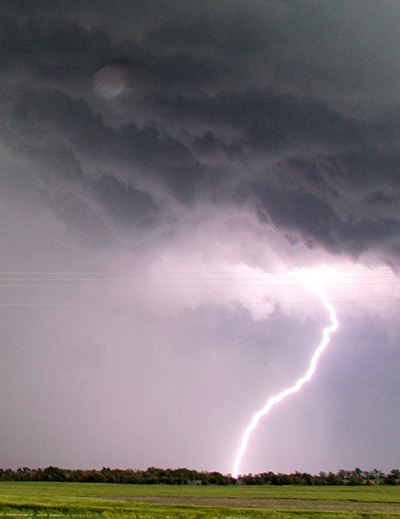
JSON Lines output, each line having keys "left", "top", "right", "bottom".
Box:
{"left": 232, "top": 282, "right": 339, "bottom": 479}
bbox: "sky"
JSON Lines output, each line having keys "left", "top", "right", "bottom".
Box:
{"left": 1, "top": 0, "right": 400, "bottom": 476}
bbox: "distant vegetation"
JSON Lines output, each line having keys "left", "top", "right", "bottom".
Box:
{"left": 1, "top": 466, "right": 400, "bottom": 485}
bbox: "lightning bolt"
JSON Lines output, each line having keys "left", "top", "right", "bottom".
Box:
{"left": 232, "top": 282, "right": 339, "bottom": 479}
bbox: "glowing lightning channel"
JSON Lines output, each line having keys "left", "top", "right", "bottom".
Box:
{"left": 232, "top": 283, "right": 339, "bottom": 479}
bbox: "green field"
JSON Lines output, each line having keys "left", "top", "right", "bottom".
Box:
{"left": 1, "top": 482, "right": 400, "bottom": 519}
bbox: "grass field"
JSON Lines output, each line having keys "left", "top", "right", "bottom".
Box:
{"left": 1, "top": 482, "right": 400, "bottom": 518}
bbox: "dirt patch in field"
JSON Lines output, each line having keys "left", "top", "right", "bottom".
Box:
{"left": 99, "top": 496, "right": 400, "bottom": 514}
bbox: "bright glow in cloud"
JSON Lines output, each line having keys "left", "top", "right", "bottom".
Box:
{"left": 232, "top": 275, "right": 339, "bottom": 479}
{"left": 92, "top": 65, "right": 126, "bottom": 98}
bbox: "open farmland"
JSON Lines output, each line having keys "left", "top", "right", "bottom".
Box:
{"left": 1, "top": 482, "right": 400, "bottom": 518}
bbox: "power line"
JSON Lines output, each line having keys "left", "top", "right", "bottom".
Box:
{"left": 0, "top": 269, "right": 397, "bottom": 306}
{"left": 0, "top": 299, "right": 398, "bottom": 307}
{"left": 0, "top": 281, "right": 399, "bottom": 288}
{"left": 0, "top": 268, "right": 396, "bottom": 275}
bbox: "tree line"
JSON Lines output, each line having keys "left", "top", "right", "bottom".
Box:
{"left": 1, "top": 466, "right": 400, "bottom": 485}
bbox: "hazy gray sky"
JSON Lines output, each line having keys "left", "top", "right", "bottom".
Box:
{"left": 1, "top": 0, "right": 400, "bottom": 476}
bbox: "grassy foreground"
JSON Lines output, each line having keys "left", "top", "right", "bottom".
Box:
{"left": 1, "top": 482, "right": 400, "bottom": 518}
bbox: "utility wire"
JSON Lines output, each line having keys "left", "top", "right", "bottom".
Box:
{"left": 0, "top": 269, "right": 398, "bottom": 306}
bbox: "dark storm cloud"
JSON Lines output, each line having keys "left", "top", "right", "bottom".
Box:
{"left": 154, "top": 88, "right": 367, "bottom": 149}
{"left": 19, "top": 89, "right": 217, "bottom": 205}
{"left": 256, "top": 175, "right": 400, "bottom": 258}
{"left": 4, "top": 90, "right": 163, "bottom": 234}
{"left": 0, "top": 0, "right": 400, "bottom": 262}
{"left": 150, "top": 83, "right": 400, "bottom": 258}
{"left": 90, "top": 174, "right": 158, "bottom": 228}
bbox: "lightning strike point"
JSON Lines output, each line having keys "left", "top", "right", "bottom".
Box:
{"left": 232, "top": 282, "right": 339, "bottom": 479}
